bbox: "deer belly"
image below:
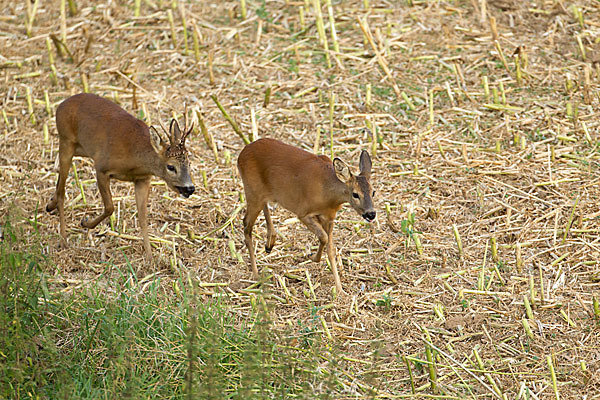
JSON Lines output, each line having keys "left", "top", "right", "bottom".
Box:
{"left": 73, "top": 144, "right": 88, "bottom": 157}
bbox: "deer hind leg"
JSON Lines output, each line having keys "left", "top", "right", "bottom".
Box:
{"left": 135, "top": 178, "right": 152, "bottom": 259}
{"left": 81, "top": 170, "right": 114, "bottom": 229}
{"left": 263, "top": 205, "right": 277, "bottom": 253}
{"left": 47, "top": 142, "right": 75, "bottom": 242}
{"left": 243, "top": 199, "right": 264, "bottom": 279}
{"left": 299, "top": 215, "right": 328, "bottom": 263}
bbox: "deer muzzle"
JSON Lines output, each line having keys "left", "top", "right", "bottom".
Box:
{"left": 362, "top": 211, "right": 376, "bottom": 222}
{"left": 176, "top": 185, "right": 195, "bottom": 198}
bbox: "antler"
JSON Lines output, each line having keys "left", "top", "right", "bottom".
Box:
{"left": 180, "top": 122, "right": 194, "bottom": 147}
{"left": 149, "top": 125, "right": 168, "bottom": 146}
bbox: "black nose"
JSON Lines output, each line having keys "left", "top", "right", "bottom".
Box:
{"left": 177, "top": 186, "right": 195, "bottom": 198}
{"left": 363, "top": 211, "right": 376, "bottom": 222}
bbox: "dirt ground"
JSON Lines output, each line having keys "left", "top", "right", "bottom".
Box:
{"left": 1, "top": 0, "right": 600, "bottom": 397}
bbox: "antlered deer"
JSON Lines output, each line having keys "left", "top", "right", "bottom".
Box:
{"left": 237, "top": 138, "right": 375, "bottom": 294}
{"left": 46, "top": 93, "right": 195, "bottom": 258}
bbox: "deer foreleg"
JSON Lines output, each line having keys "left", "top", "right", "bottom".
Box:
{"left": 81, "top": 171, "right": 114, "bottom": 229}
{"left": 135, "top": 178, "right": 152, "bottom": 258}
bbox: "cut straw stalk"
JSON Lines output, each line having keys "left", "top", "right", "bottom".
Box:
{"left": 312, "top": 0, "right": 331, "bottom": 68}
{"left": 562, "top": 195, "right": 580, "bottom": 243}
{"left": 482, "top": 76, "right": 490, "bottom": 101}
{"left": 298, "top": 6, "right": 305, "bottom": 30}
{"left": 516, "top": 242, "right": 523, "bottom": 272}
{"left": 42, "top": 123, "right": 49, "bottom": 144}
{"left": 547, "top": 355, "right": 560, "bottom": 400}
{"left": 71, "top": 162, "right": 87, "bottom": 205}
{"left": 2, "top": 110, "right": 9, "bottom": 129}
{"left": 263, "top": 85, "right": 271, "bottom": 107}
{"left": 45, "top": 37, "right": 55, "bottom": 66}
{"left": 210, "top": 95, "right": 249, "bottom": 144}
{"left": 239, "top": 0, "right": 247, "bottom": 19}
{"left": 59, "top": 0, "right": 67, "bottom": 58}
{"left": 494, "top": 41, "right": 510, "bottom": 72}
{"left": 179, "top": 2, "right": 189, "bottom": 56}
{"left": 499, "top": 81, "right": 506, "bottom": 104}
{"left": 250, "top": 108, "right": 258, "bottom": 142}
{"left": 452, "top": 224, "right": 463, "bottom": 257}
{"left": 490, "top": 237, "right": 498, "bottom": 262}
{"left": 422, "top": 328, "right": 437, "bottom": 393}
{"left": 25, "top": 0, "right": 40, "bottom": 37}
{"left": 593, "top": 296, "right": 600, "bottom": 319}
{"left": 365, "top": 120, "right": 377, "bottom": 157}
{"left": 523, "top": 295, "right": 534, "bottom": 319}
{"left": 356, "top": 17, "right": 401, "bottom": 99}
{"left": 68, "top": 0, "right": 76, "bottom": 16}
{"left": 400, "top": 91, "right": 415, "bottom": 111}
{"left": 207, "top": 48, "right": 215, "bottom": 85}
{"left": 522, "top": 318, "right": 534, "bottom": 339}
{"left": 319, "top": 315, "right": 332, "bottom": 340}
{"left": 81, "top": 73, "right": 89, "bottom": 93}
{"left": 402, "top": 356, "right": 416, "bottom": 394}
{"left": 329, "top": 91, "right": 335, "bottom": 159}
{"left": 228, "top": 239, "right": 243, "bottom": 263}
{"left": 514, "top": 54, "right": 522, "bottom": 85}
{"left": 14, "top": 71, "right": 41, "bottom": 80}
{"left": 583, "top": 67, "right": 591, "bottom": 105}
{"left": 576, "top": 35, "right": 586, "bottom": 61}
{"left": 473, "top": 348, "right": 503, "bottom": 397}
{"left": 43, "top": 90, "right": 51, "bottom": 116}
{"left": 325, "top": 0, "right": 340, "bottom": 55}
{"left": 25, "top": 87, "right": 35, "bottom": 125}
{"left": 428, "top": 89, "right": 434, "bottom": 125}
{"left": 192, "top": 24, "right": 201, "bottom": 63}
{"left": 167, "top": 9, "right": 177, "bottom": 48}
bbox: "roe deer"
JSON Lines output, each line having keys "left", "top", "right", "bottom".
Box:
{"left": 46, "top": 93, "right": 195, "bottom": 258}
{"left": 237, "top": 138, "right": 375, "bottom": 294}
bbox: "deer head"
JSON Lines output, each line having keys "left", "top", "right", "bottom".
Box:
{"left": 149, "top": 119, "right": 195, "bottom": 198}
{"left": 333, "top": 150, "right": 376, "bottom": 222}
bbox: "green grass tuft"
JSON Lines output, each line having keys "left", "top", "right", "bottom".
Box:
{"left": 0, "top": 212, "right": 348, "bottom": 399}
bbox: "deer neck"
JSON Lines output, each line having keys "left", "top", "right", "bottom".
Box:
{"left": 144, "top": 148, "right": 167, "bottom": 180}
{"left": 329, "top": 174, "right": 350, "bottom": 207}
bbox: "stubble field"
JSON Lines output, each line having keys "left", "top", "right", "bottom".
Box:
{"left": 1, "top": 0, "right": 600, "bottom": 398}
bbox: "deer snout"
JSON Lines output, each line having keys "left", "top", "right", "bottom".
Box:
{"left": 362, "top": 211, "right": 376, "bottom": 222}
{"left": 177, "top": 185, "right": 195, "bottom": 198}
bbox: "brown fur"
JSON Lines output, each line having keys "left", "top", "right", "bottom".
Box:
{"left": 237, "top": 138, "right": 375, "bottom": 294}
{"left": 46, "top": 93, "right": 195, "bottom": 259}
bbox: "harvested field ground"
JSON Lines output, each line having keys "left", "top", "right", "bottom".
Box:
{"left": 1, "top": 0, "right": 600, "bottom": 398}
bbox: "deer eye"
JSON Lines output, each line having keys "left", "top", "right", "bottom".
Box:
{"left": 352, "top": 192, "right": 360, "bottom": 199}
{"left": 167, "top": 165, "right": 176, "bottom": 172}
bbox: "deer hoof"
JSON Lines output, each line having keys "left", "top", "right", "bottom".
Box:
{"left": 80, "top": 218, "right": 89, "bottom": 228}
{"left": 265, "top": 245, "right": 273, "bottom": 253}
{"left": 58, "top": 237, "right": 68, "bottom": 249}
{"left": 46, "top": 200, "right": 57, "bottom": 213}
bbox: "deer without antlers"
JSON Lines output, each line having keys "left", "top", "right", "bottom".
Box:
{"left": 46, "top": 93, "right": 195, "bottom": 258}
{"left": 237, "top": 138, "right": 376, "bottom": 294}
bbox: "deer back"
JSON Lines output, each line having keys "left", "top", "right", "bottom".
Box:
{"left": 238, "top": 138, "right": 350, "bottom": 218}
{"left": 55, "top": 93, "right": 195, "bottom": 196}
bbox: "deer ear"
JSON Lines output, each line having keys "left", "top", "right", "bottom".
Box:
{"left": 359, "top": 150, "right": 372, "bottom": 179}
{"left": 149, "top": 126, "right": 166, "bottom": 154}
{"left": 333, "top": 158, "right": 352, "bottom": 183}
{"left": 170, "top": 119, "right": 182, "bottom": 144}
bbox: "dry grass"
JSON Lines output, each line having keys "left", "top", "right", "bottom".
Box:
{"left": 1, "top": 0, "right": 600, "bottom": 397}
